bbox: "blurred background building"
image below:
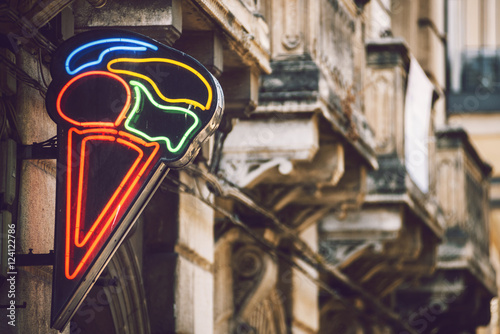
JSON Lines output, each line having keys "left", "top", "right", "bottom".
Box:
{"left": 0, "top": 0, "right": 499, "bottom": 333}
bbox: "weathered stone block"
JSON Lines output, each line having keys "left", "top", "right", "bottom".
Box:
{"left": 73, "top": 0, "right": 182, "bottom": 45}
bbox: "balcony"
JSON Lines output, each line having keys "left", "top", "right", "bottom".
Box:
{"left": 319, "top": 38, "right": 443, "bottom": 306}
{"left": 395, "top": 127, "right": 496, "bottom": 333}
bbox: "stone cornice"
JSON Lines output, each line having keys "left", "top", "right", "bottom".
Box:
{"left": 191, "top": 0, "right": 271, "bottom": 74}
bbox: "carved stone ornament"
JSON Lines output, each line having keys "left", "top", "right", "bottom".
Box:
{"left": 281, "top": 0, "right": 303, "bottom": 50}
{"left": 231, "top": 243, "right": 287, "bottom": 334}
{"left": 282, "top": 33, "right": 302, "bottom": 50}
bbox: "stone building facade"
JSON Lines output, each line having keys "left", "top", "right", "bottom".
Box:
{"left": 0, "top": 0, "right": 495, "bottom": 333}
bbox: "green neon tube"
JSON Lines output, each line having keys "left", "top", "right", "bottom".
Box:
{"left": 125, "top": 80, "right": 200, "bottom": 153}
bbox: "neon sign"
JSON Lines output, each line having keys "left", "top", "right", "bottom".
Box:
{"left": 45, "top": 29, "right": 224, "bottom": 330}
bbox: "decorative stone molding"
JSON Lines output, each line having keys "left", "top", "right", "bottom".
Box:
{"left": 317, "top": 0, "right": 356, "bottom": 95}
{"left": 281, "top": 0, "right": 303, "bottom": 51}
{"left": 365, "top": 38, "right": 410, "bottom": 157}
{"left": 214, "top": 229, "right": 286, "bottom": 334}
{"left": 220, "top": 114, "right": 320, "bottom": 189}
{"left": 364, "top": 72, "right": 397, "bottom": 154}
{"left": 270, "top": 0, "right": 306, "bottom": 57}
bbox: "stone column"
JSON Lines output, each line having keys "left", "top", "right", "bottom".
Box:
{"left": 11, "top": 49, "right": 63, "bottom": 334}
{"left": 142, "top": 171, "right": 214, "bottom": 334}
{"left": 286, "top": 225, "right": 319, "bottom": 334}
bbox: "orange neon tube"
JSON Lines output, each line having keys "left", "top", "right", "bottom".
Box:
{"left": 64, "top": 128, "right": 160, "bottom": 279}
{"left": 56, "top": 71, "right": 131, "bottom": 127}
{"left": 74, "top": 136, "right": 143, "bottom": 247}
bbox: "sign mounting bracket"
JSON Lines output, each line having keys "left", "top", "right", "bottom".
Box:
{"left": 18, "top": 135, "right": 58, "bottom": 160}
{"left": 16, "top": 249, "right": 55, "bottom": 266}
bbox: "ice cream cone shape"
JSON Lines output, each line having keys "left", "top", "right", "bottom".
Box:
{"left": 45, "top": 29, "right": 224, "bottom": 330}
{"left": 63, "top": 128, "right": 160, "bottom": 280}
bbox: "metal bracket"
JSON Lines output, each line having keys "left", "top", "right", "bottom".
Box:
{"left": 16, "top": 249, "right": 54, "bottom": 266}
{"left": 19, "top": 135, "right": 57, "bottom": 160}
{"left": 0, "top": 302, "right": 26, "bottom": 309}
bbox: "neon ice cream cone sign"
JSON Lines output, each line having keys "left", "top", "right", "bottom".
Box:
{"left": 45, "top": 30, "right": 224, "bottom": 330}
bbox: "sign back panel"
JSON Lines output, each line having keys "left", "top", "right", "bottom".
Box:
{"left": 45, "top": 29, "right": 224, "bottom": 330}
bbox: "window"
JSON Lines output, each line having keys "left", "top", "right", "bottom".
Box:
{"left": 447, "top": 0, "right": 500, "bottom": 112}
